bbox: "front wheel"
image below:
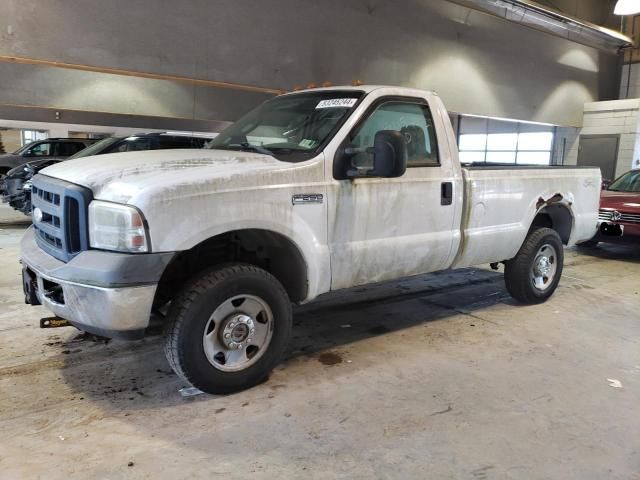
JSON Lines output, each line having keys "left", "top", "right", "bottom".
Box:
{"left": 504, "top": 227, "right": 564, "bottom": 305}
{"left": 164, "top": 263, "right": 292, "bottom": 394}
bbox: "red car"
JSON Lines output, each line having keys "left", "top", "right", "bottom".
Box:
{"left": 587, "top": 169, "right": 640, "bottom": 245}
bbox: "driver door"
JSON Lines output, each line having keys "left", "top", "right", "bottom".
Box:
{"left": 328, "top": 97, "right": 457, "bottom": 290}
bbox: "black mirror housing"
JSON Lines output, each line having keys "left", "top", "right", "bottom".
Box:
{"left": 334, "top": 130, "right": 408, "bottom": 180}
{"left": 367, "top": 130, "right": 408, "bottom": 178}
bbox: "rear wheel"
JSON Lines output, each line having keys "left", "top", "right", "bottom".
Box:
{"left": 504, "top": 227, "right": 564, "bottom": 305}
{"left": 164, "top": 263, "right": 292, "bottom": 394}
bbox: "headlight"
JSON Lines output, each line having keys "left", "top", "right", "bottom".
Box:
{"left": 88, "top": 200, "right": 149, "bottom": 253}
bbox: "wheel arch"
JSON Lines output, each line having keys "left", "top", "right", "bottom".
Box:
{"left": 154, "top": 228, "right": 310, "bottom": 307}
{"left": 530, "top": 198, "right": 574, "bottom": 245}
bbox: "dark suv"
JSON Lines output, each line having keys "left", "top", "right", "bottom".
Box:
{"left": 1, "top": 133, "right": 210, "bottom": 215}
{"left": 68, "top": 132, "right": 209, "bottom": 160}
{"left": 0, "top": 138, "right": 95, "bottom": 176}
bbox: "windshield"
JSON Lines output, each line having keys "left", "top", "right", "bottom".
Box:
{"left": 608, "top": 170, "right": 640, "bottom": 192}
{"left": 69, "top": 137, "right": 122, "bottom": 159}
{"left": 208, "top": 90, "right": 365, "bottom": 162}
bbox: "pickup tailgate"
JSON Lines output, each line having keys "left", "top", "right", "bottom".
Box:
{"left": 452, "top": 166, "right": 601, "bottom": 268}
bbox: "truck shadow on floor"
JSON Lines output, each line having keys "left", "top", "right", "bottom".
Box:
{"left": 58, "top": 267, "right": 509, "bottom": 410}
{"left": 570, "top": 243, "right": 640, "bottom": 264}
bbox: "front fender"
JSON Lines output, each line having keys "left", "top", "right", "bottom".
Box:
{"left": 142, "top": 186, "right": 330, "bottom": 301}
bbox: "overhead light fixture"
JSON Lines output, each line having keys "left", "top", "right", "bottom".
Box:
{"left": 614, "top": 0, "right": 640, "bottom": 15}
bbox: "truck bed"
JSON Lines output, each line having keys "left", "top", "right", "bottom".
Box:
{"left": 452, "top": 166, "right": 601, "bottom": 269}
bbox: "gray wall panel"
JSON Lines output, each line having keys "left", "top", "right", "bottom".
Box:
{"left": 0, "top": 0, "right": 622, "bottom": 127}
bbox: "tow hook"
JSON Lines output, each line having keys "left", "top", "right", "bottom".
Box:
{"left": 490, "top": 262, "right": 500, "bottom": 271}
{"left": 40, "top": 317, "right": 71, "bottom": 329}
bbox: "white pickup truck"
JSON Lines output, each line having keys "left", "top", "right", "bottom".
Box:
{"left": 21, "top": 86, "right": 600, "bottom": 394}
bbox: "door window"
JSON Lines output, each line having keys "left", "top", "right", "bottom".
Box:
{"left": 25, "top": 142, "right": 52, "bottom": 157}
{"left": 348, "top": 101, "right": 439, "bottom": 169}
{"left": 114, "top": 138, "right": 153, "bottom": 152}
{"left": 55, "top": 142, "right": 85, "bottom": 156}
{"left": 157, "top": 136, "right": 206, "bottom": 149}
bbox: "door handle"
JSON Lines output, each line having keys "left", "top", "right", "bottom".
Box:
{"left": 441, "top": 182, "right": 453, "bottom": 206}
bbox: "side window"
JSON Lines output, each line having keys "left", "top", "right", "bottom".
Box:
{"left": 55, "top": 142, "right": 85, "bottom": 156}
{"left": 25, "top": 142, "right": 52, "bottom": 157}
{"left": 157, "top": 136, "right": 194, "bottom": 149}
{"left": 115, "top": 138, "right": 152, "bottom": 152}
{"left": 349, "top": 101, "right": 439, "bottom": 168}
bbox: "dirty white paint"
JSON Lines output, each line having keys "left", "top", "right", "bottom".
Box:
{"left": 40, "top": 86, "right": 601, "bottom": 304}
{"left": 452, "top": 168, "right": 601, "bottom": 268}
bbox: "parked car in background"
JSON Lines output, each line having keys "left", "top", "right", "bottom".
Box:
{"left": 68, "top": 132, "right": 211, "bottom": 161}
{"left": 583, "top": 169, "right": 640, "bottom": 246}
{"left": 0, "top": 133, "right": 210, "bottom": 215}
{"left": 0, "top": 138, "right": 95, "bottom": 177}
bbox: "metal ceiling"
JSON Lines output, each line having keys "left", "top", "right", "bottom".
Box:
{"left": 449, "top": 0, "right": 632, "bottom": 52}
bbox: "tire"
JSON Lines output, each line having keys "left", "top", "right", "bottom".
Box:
{"left": 504, "top": 227, "right": 564, "bottom": 305}
{"left": 164, "top": 263, "right": 292, "bottom": 394}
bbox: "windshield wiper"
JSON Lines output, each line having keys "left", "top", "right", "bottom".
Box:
{"left": 226, "top": 142, "right": 274, "bottom": 157}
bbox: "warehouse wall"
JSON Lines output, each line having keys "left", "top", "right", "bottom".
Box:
{"left": 563, "top": 99, "right": 640, "bottom": 177}
{"left": 0, "top": 0, "right": 621, "bottom": 129}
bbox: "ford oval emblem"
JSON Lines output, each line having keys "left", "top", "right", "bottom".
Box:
{"left": 33, "top": 207, "right": 43, "bottom": 224}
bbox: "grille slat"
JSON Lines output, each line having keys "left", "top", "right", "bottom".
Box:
{"left": 31, "top": 175, "right": 92, "bottom": 262}
{"left": 599, "top": 209, "right": 640, "bottom": 224}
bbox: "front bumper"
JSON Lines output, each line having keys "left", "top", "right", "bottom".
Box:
{"left": 21, "top": 227, "right": 174, "bottom": 339}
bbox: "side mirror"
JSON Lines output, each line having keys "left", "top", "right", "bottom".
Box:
{"left": 367, "top": 130, "right": 408, "bottom": 178}
{"left": 340, "top": 130, "right": 408, "bottom": 179}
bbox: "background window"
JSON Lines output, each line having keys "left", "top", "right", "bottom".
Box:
{"left": 486, "top": 151, "right": 516, "bottom": 163}
{"left": 21, "top": 129, "right": 47, "bottom": 146}
{"left": 487, "top": 133, "right": 517, "bottom": 151}
{"left": 457, "top": 117, "right": 554, "bottom": 166}
{"left": 459, "top": 134, "right": 486, "bottom": 152}
{"left": 25, "top": 142, "right": 52, "bottom": 157}
{"left": 350, "top": 101, "right": 439, "bottom": 168}
{"left": 517, "top": 132, "right": 553, "bottom": 151}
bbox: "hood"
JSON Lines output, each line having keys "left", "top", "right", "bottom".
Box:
{"left": 7, "top": 158, "right": 60, "bottom": 177}
{"left": 0, "top": 153, "right": 21, "bottom": 165}
{"left": 600, "top": 189, "right": 640, "bottom": 212}
{"left": 39, "top": 148, "right": 308, "bottom": 204}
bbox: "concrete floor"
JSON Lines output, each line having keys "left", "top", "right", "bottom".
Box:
{"left": 0, "top": 203, "right": 639, "bottom": 479}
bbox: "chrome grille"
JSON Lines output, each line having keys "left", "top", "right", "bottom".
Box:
{"left": 598, "top": 209, "right": 640, "bottom": 224}
{"left": 31, "top": 175, "right": 92, "bottom": 262}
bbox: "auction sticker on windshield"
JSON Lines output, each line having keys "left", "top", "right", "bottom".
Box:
{"left": 316, "top": 98, "right": 358, "bottom": 109}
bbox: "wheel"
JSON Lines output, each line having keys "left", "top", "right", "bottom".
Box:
{"left": 164, "top": 263, "right": 292, "bottom": 394}
{"left": 577, "top": 239, "right": 599, "bottom": 248}
{"left": 504, "top": 227, "right": 564, "bottom": 305}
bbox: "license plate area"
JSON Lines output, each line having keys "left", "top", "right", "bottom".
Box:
{"left": 600, "top": 222, "right": 624, "bottom": 237}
